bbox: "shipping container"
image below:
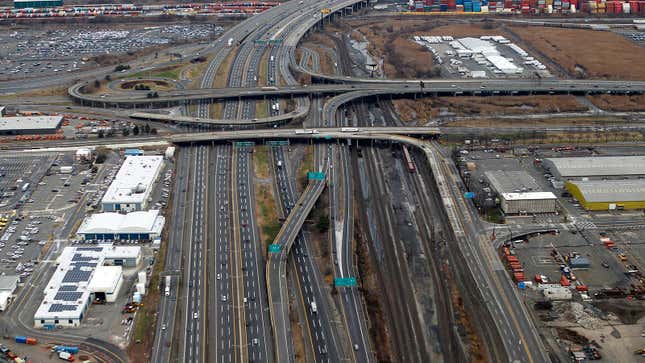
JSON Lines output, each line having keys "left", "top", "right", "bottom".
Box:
{"left": 15, "top": 336, "right": 27, "bottom": 344}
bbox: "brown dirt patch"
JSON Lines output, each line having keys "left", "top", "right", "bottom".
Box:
{"left": 586, "top": 94, "right": 645, "bottom": 111}
{"left": 393, "top": 95, "right": 586, "bottom": 122}
{"left": 348, "top": 19, "right": 441, "bottom": 79}
{"left": 509, "top": 27, "right": 645, "bottom": 80}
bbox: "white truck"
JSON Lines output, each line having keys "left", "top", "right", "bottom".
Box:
{"left": 227, "top": 38, "right": 234, "bottom": 47}
{"left": 310, "top": 301, "right": 317, "bottom": 314}
{"left": 277, "top": 160, "right": 283, "bottom": 168}
{"left": 164, "top": 275, "right": 171, "bottom": 296}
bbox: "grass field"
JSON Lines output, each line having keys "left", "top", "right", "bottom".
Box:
{"left": 393, "top": 95, "right": 586, "bottom": 122}
{"left": 586, "top": 94, "right": 645, "bottom": 111}
{"left": 509, "top": 27, "right": 645, "bottom": 80}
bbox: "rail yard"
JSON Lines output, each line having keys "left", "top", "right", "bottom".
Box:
{"left": 0, "top": 0, "right": 644, "bottom": 362}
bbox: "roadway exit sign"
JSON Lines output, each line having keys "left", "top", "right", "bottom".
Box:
{"left": 234, "top": 141, "right": 255, "bottom": 147}
{"left": 334, "top": 277, "right": 357, "bottom": 287}
{"left": 307, "top": 172, "right": 325, "bottom": 180}
{"left": 267, "top": 140, "right": 290, "bottom": 146}
{"left": 268, "top": 244, "right": 281, "bottom": 253}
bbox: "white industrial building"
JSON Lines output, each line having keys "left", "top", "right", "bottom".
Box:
{"left": 76, "top": 209, "right": 165, "bottom": 241}
{"left": 101, "top": 156, "right": 164, "bottom": 212}
{"left": 34, "top": 245, "right": 141, "bottom": 329}
{"left": 543, "top": 156, "right": 645, "bottom": 179}
{"left": 501, "top": 192, "right": 558, "bottom": 214}
{"left": 485, "top": 170, "right": 557, "bottom": 214}
{"left": 0, "top": 115, "right": 63, "bottom": 135}
{"left": 0, "top": 275, "right": 19, "bottom": 312}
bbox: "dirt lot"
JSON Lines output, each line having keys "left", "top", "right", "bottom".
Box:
{"left": 393, "top": 95, "right": 586, "bottom": 122}
{"left": 587, "top": 94, "right": 645, "bottom": 111}
{"left": 346, "top": 19, "right": 440, "bottom": 78}
{"left": 509, "top": 26, "right": 645, "bottom": 80}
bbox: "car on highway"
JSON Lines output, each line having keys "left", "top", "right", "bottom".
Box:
{"left": 193, "top": 312, "right": 199, "bottom": 319}
{"left": 221, "top": 295, "right": 227, "bottom": 302}
{"left": 217, "top": 273, "right": 221, "bottom": 280}
{"left": 161, "top": 323, "right": 166, "bottom": 330}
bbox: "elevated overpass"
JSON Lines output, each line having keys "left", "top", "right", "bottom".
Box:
{"left": 169, "top": 126, "right": 441, "bottom": 143}
{"left": 267, "top": 172, "right": 327, "bottom": 363}
{"left": 69, "top": 80, "right": 645, "bottom": 109}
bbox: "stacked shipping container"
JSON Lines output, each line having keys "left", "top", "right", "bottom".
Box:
{"left": 407, "top": 0, "right": 645, "bottom": 13}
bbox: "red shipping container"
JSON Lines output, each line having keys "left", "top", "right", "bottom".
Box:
{"left": 26, "top": 337, "right": 37, "bottom": 345}
{"left": 506, "top": 255, "right": 518, "bottom": 261}
{"left": 575, "top": 285, "right": 588, "bottom": 291}
{"left": 630, "top": 1, "right": 639, "bottom": 12}
{"left": 561, "top": 275, "right": 570, "bottom": 286}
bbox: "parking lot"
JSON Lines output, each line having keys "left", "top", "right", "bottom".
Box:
{"left": 413, "top": 35, "right": 553, "bottom": 79}
{"left": 0, "top": 155, "right": 56, "bottom": 212}
{"left": 0, "top": 23, "right": 223, "bottom": 80}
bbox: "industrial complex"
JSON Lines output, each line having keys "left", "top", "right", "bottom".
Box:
{"left": 34, "top": 245, "right": 141, "bottom": 328}
{"left": 100, "top": 155, "right": 164, "bottom": 212}
{"left": 543, "top": 156, "right": 645, "bottom": 179}
{"left": 566, "top": 179, "right": 645, "bottom": 210}
{"left": 0, "top": 1, "right": 644, "bottom": 363}
{"left": 76, "top": 209, "right": 165, "bottom": 241}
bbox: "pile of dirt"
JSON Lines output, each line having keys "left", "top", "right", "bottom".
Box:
{"left": 556, "top": 302, "right": 605, "bottom": 330}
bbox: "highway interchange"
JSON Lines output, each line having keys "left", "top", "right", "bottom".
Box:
{"left": 3, "top": 0, "right": 645, "bottom": 362}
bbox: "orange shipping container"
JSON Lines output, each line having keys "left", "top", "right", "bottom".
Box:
{"left": 560, "top": 275, "right": 570, "bottom": 286}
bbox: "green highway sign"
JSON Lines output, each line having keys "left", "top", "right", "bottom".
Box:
{"left": 307, "top": 171, "right": 325, "bottom": 180}
{"left": 266, "top": 140, "right": 290, "bottom": 146}
{"left": 234, "top": 141, "right": 255, "bottom": 147}
{"left": 334, "top": 277, "right": 357, "bottom": 287}
{"left": 268, "top": 244, "right": 281, "bottom": 253}
{"left": 324, "top": 135, "right": 332, "bottom": 140}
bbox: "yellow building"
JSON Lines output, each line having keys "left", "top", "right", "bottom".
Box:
{"left": 566, "top": 180, "right": 645, "bottom": 211}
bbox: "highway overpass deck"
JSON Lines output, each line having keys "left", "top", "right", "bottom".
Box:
{"left": 69, "top": 80, "right": 645, "bottom": 108}
{"left": 169, "top": 127, "right": 441, "bottom": 143}
{"left": 267, "top": 175, "right": 327, "bottom": 363}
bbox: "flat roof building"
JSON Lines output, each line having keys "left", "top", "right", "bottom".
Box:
{"left": 34, "top": 245, "right": 140, "bottom": 329}
{"left": 0, "top": 116, "right": 63, "bottom": 135}
{"left": 565, "top": 179, "right": 645, "bottom": 211}
{"left": 14, "top": 0, "right": 63, "bottom": 8}
{"left": 544, "top": 156, "right": 645, "bottom": 179}
{"left": 484, "top": 171, "right": 557, "bottom": 214}
{"left": 101, "top": 156, "right": 163, "bottom": 212}
{"left": 76, "top": 210, "right": 165, "bottom": 241}
{"left": 0, "top": 275, "right": 20, "bottom": 312}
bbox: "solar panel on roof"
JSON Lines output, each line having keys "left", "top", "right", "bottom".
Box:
{"left": 48, "top": 304, "right": 78, "bottom": 313}
{"left": 58, "top": 285, "right": 78, "bottom": 292}
{"left": 62, "top": 269, "right": 92, "bottom": 283}
{"left": 71, "top": 262, "right": 97, "bottom": 268}
{"left": 72, "top": 254, "right": 96, "bottom": 262}
{"left": 54, "top": 291, "right": 83, "bottom": 301}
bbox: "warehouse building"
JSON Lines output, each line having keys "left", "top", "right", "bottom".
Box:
{"left": 484, "top": 170, "right": 557, "bottom": 214}
{"left": 0, "top": 116, "right": 63, "bottom": 135}
{"left": 565, "top": 179, "right": 645, "bottom": 211}
{"left": 34, "top": 245, "right": 140, "bottom": 328}
{"left": 101, "top": 156, "right": 163, "bottom": 212}
{"left": 543, "top": 156, "right": 645, "bottom": 179}
{"left": 14, "top": 0, "right": 62, "bottom": 8}
{"left": 76, "top": 209, "right": 165, "bottom": 241}
{"left": 500, "top": 192, "right": 557, "bottom": 214}
{"left": 0, "top": 275, "right": 20, "bottom": 312}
